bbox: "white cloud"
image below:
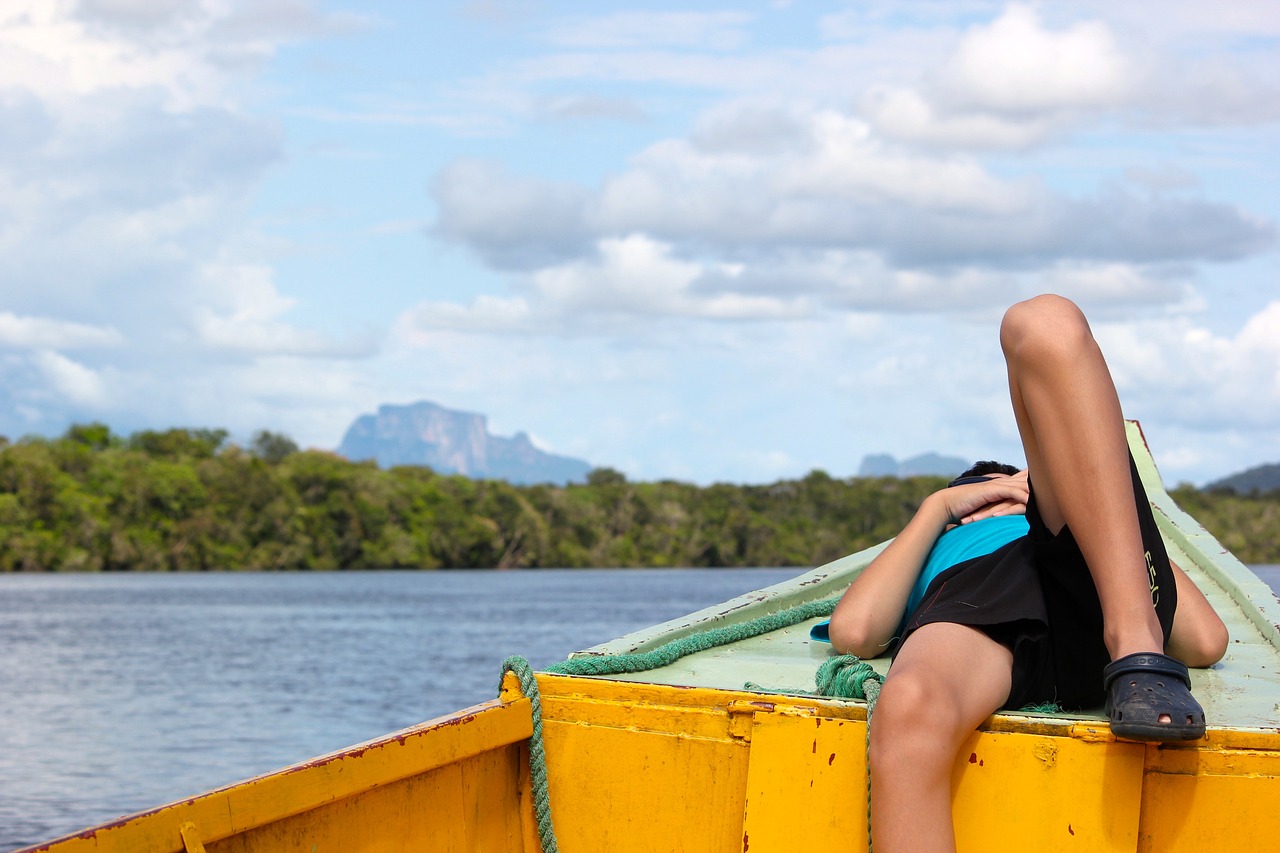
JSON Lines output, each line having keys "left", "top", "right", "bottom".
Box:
{"left": 0, "top": 0, "right": 355, "bottom": 112}
{"left": 772, "top": 110, "right": 1030, "bottom": 212}
{"left": 394, "top": 295, "right": 535, "bottom": 340}
{"left": 1036, "top": 263, "right": 1194, "bottom": 308}
{"left": 397, "top": 234, "right": 812, "bottom": 338}
{"left": 431, "top": 2, "right": 1277, "bottom": 150}
{"left": 0, "top": 313, "right": 123, "bottom": 350}
{"left": 859, "top": 4, "right": 1137, "bottom": 149}
{"left": 1098, "top": 303, "right": 1280, "bottom": 430}
{"left": 419, "top": 189, "right": 1240, "bottom": 336}
{"left": 1093, "top": 304, "right": 1280, "bottom": 481}
{"left": 529, "top": 234, "right": 805, "bottom": 322}
{"left": 862, "top": 86, "right": 1057, "bottom": 149}
{"left": 431, "top": 158, "right": 592, "bottom": 269}
{"left": 32, "top": 350, "right": 109, "bottom": 408}
{"left": 435, "top": 98, "right": 1272, "bottom": 274}
{"left": 429, "top": 6, "right": 1278, "bottom": 274}
{"left": 193, "top": 262, "right": 374, "bottom": 358}
{"left": 863, "top": 3, "right": 1280, "bottom": 147}
{"left": 938, "top": 5, "right": 1136, "bottom": 114}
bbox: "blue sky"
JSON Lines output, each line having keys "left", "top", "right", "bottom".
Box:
{"left": 1, "top": 1, "right": 1278, "bottom": 485}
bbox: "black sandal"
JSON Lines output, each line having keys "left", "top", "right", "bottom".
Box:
{"left": 1103, "top": 652, "right": 1206, "bottom": 741}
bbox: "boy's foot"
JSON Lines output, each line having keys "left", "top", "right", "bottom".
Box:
{"left": 1103, "top": 652, "right": 1206, "bottom": 741}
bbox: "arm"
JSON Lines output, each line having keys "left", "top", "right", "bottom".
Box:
{"left": 828, "top": 474, "right": 1031, "bottom": 658}
{"left": 827, "top": 492, "right": 952, "bottom": 658}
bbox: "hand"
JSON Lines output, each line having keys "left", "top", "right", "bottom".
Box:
{"left": 938, "top": 470, "right": 1029, "bottom": 526}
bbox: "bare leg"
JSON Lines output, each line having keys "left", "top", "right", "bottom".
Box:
{"left": 1167, "top": 560, "right": 1229, "bottom": 667}
{"left": 870, "top": 623, "right": 1012, "bottom": 853}
{"left": 1000, "top": 294, "right": 1163, "bottom": 660}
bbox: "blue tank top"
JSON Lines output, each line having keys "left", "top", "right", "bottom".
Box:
{"left": 904, "top": 514, "right": 1029, "bottom": 616}
{"left": 810, "top": 514, "right": 1030, "bottom": 643}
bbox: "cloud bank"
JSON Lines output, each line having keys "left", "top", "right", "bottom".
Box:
{"left": 405, "top": 3, "right": 1279, "bottom": 482}
{"left": 0, "top": 0, "right": 371, "bottom": 439}
{"left": 0, "top": 1, "right": 1275, "bottom": 486}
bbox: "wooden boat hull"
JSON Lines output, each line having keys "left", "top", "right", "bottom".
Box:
{"left": 22, "top": 422, "right": 1280, "bottom": 852}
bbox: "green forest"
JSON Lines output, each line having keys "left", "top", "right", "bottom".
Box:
{"left": 1, "top": 425, "right": 1277, "bottom": 571}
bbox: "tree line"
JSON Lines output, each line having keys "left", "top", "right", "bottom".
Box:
{"left": 0, "top": 425, "right": 1276, "bottom": 571}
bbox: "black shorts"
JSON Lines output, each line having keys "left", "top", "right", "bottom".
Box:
{"left": 897, "top": 454, "right": 1177, "bottom": 711}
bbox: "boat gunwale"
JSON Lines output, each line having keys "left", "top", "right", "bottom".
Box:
{"left": 1129, "top": 421, "right": 1280, "bottom": 650}
{"left": 523, "top": 671, "right": 1280, "bottom": 752}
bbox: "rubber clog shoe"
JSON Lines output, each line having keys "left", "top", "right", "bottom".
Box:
{"left": 1103, "top": 652, "right": 1206, "bottom": 741}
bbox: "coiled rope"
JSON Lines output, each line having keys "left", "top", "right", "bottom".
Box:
{"left": 499, "top": 596, "right": 884, "bottom": 853}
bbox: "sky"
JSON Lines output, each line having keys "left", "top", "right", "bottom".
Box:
{"left": 0, "top": 0, "right": 1277, "bottom": 486}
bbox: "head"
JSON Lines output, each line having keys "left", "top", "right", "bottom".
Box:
{"left": 948, "top": 460, "right": 1020, "bottom": 488}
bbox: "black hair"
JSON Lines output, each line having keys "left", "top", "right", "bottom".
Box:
{"left": 954, "top": 460, "right": 1020, "bottom": 480}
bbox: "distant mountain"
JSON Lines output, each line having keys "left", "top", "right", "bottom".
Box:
{"left": 337, "top": 401, "right": 591, "bottom": 485}
{"left": 1204, "top": 463, "right": 1280, "bottom": 495}
{"left": 857, "top": 451, "right": 969, "bottom": 478}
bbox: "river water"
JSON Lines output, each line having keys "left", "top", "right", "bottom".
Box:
{"left": 0, "top": 568, "right": 802, "bottom": 849}
{"left": 3, "top": 565, "right": 1279, "bottom": 850}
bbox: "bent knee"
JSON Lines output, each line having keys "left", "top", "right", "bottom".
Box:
{"left": 872, "top": 671, "right": 965, "bottom": 738}
{"left": 1000, "top": 293, "right": 1093, "bottom": 363}
{"left": 1172, "top": 617, "right": 1229, "bottom": 668}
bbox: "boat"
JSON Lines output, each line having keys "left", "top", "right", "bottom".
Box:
{"left": 19, "top": 422, "right": 1280, "bottom": 852}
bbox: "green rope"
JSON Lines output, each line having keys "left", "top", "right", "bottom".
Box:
{"left": 500, "top": 656, "right": 560, "bottom": 853}
{"left": 544, "top": 596, "right": 840, "bottom": 677}
{"left": 499, "top": 595, "right": 883, "bottom": 853}
{"left": 1020, "top": 700, "right": 1064, "bottom": 714}
{"left": 814, "top": 653, "right": 883, "bottom": 701}
{"left": 817, "top": 656, "right": 882, "bottom": 853}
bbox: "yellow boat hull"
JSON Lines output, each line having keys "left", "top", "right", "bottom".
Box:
{"left": 22, "top": 674, "right": 1280, "bottom": 853}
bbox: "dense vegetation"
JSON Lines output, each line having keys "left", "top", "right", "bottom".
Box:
{"left": 1169, "top": 485, "right": 1280, "bottom": 565}
{"left": 1, "top": 425, "right": 1276, "bottom": 571}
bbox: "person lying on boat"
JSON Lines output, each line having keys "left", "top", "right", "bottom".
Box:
{"left": 822, "top": 294, "right": 1229, "bottom": 853}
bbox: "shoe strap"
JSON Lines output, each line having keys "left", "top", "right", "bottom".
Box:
{"left": 1102, "top": 652, "right": 1190, "bottom": 689}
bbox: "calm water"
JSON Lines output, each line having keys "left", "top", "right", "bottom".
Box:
{"left": 0, "top": 568, "right": 802, "bottom": 850}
